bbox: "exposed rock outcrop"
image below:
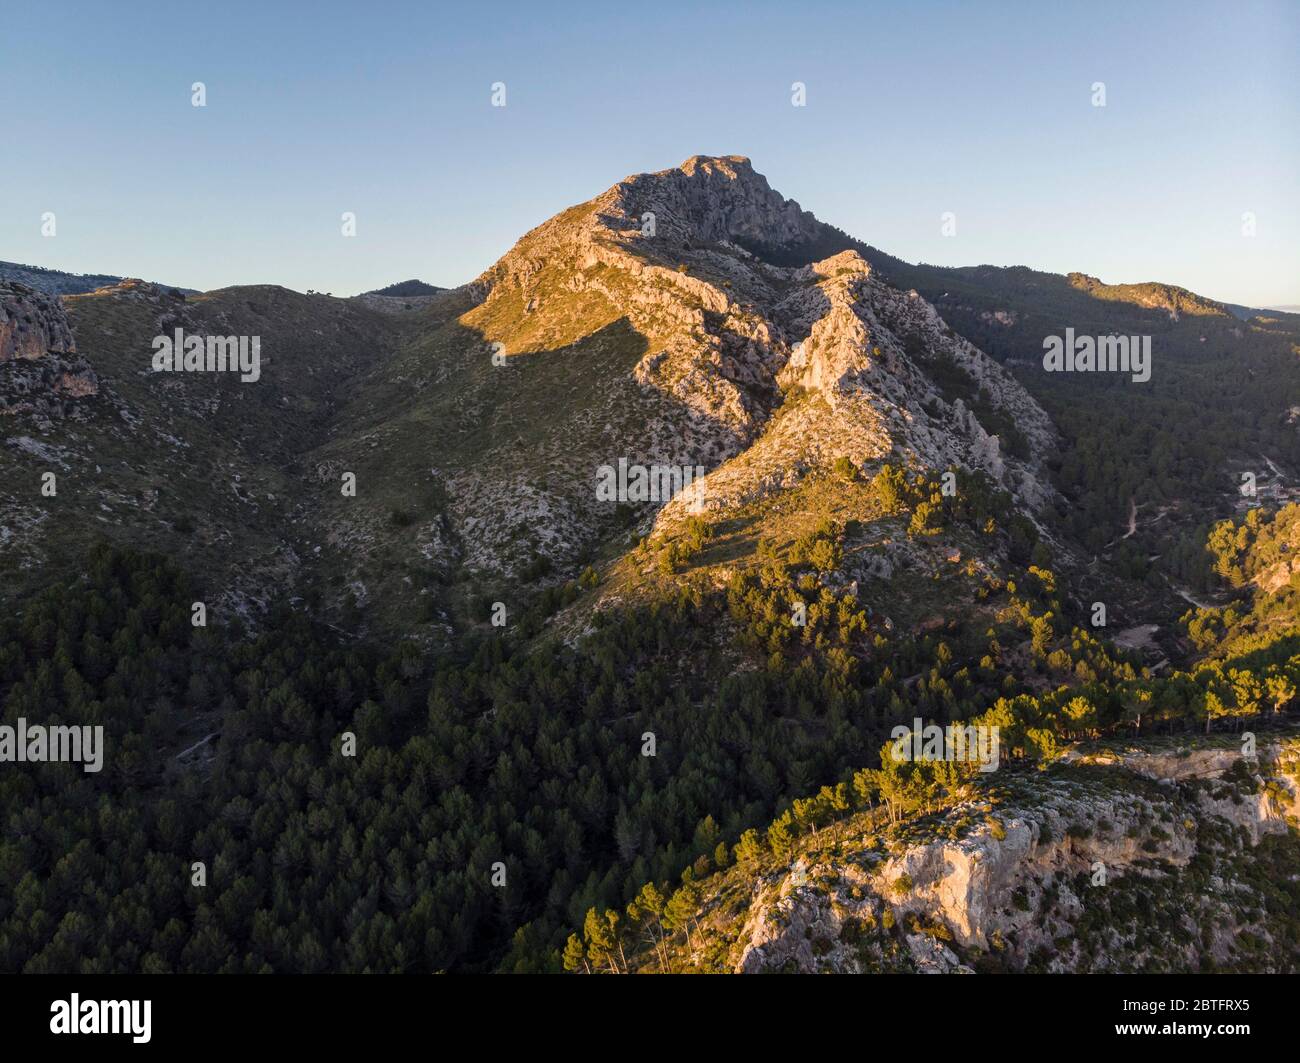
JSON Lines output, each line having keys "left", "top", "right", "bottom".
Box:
{"left": 450, "top": 156, "right": 1059, "bottom": 576}
{"left": 0, "top": 282, "right": 97, "bottom": 423}
{"left": 1, "top": 282, "right": 76, "bottom": 361}
{"left": 722, "top": 736, "right": 1300, "bottom": 974}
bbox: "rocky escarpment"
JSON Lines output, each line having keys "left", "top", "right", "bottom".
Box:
{"left": 0, "top": 283, "right": 97, "bottom": 422}
{"left": 670, "top": 736, "right": 1300, "bottom": 974}
{"left": 652, "top": 247, "right": 1056, "bottom": 532}
{"left": 1, "top": 282, "right": 77, "bottom": 361}
{"left": 608, "top": 154, "right": 825, "bottom": 253}
{"left": 449, "top": 156, "right": 1058, "bottom": 576}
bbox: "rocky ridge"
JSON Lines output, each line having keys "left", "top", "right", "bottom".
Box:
{"left": 454, "top": 156, "right": 1058, "bottom": 571}
{"left": 699, "top": 736, "right": 1300, "bottom": 974}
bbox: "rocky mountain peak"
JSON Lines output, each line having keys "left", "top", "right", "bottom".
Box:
{"left": 678, "top": 153, "right": 754, "bottom": 176}
{"left": 609, "top": 153, "right": 823, "bottom": 252}
{"left": 443, "top": 158, "right": 1062, "bottom": 581}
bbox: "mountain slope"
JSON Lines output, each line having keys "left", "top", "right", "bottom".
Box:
{"left": 1, "top": 278, "right": 405, "bottom": 617}
{"left": 4, "top": 156, "right": 1300, "bottom": 978}
{"left": 5, "top": 154, "right": 1295, "bottom": 648}
{"left": 309, "top": 156, "right": 1060, "bottom": 633}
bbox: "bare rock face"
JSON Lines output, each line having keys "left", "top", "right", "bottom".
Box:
{"left": 729, "top": 737, "right": 1300, "bottom": 974}
{"left": 1, "top": 282, "right": 76, "bottom": 361}
{"left": 0, "top": 282, "right": 97, "bottom": 422}
{"left": 612, "top": 154, "right": 824, "bottom": 252}
{"left": 879, "top": 788, "right": 1199, "bottom": 953}
{"left": 609, "top": 163, "right": 1058, "bottom": 518}
{"left": 0, "top": 355, "right": 100, "bottom": 421}
{"left": 453, "top": 155, "right": 1060, "bottom": 577}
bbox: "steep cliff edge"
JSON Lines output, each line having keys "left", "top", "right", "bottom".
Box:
{"left": 1, "top": 281, "right": 77, "bottom": 360}
{"left": 0, "top": 282, "right": 98, "bottom": 423}
{"left": 630, "top": 734, "right": 1300, "bottom": 974}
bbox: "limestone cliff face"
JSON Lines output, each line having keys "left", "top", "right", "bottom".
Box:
{"left": 453, "top": 156, "right": 1059, "bottom": 574}
{"left": 469, "top": 155, "right": 1055, "bottom": 465}
{"left": 610, "top": 154, "right": 825, "bottom": 251}
{"left": 1, "top": 282, "right": 76, "bottom": 361}
{"left": 718, "top": 737, "right": 1300, "bottom": 974}
{"left": 0, "top": 282, "right": 97, "bottom": 422}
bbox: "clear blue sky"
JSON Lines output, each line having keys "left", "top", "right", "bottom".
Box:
{"left": 3, "top": 0, "right": 1297, "bottom": 305}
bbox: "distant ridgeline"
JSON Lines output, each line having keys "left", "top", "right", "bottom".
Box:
{"left": 0, "top": 260, "right": 195, "bottom": 297}
{"left": 364, "top": 279, "right": 442, "bottom": 297}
